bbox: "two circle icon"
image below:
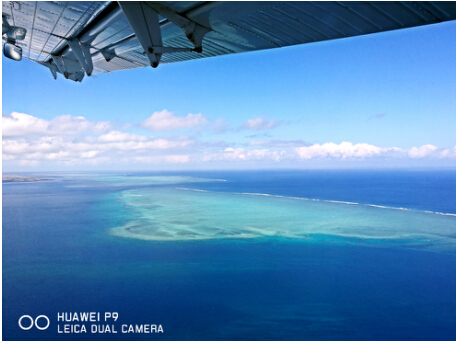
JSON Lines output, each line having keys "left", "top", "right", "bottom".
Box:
{"left": 18, "top": 315, "right": 50, "bottom": 330}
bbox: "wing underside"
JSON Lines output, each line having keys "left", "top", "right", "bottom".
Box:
{"left": 2, "top": 1, "right": 456, "bottom": 81}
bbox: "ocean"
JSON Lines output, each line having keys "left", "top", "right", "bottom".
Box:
{"left": 2, "top": 169, "right": 456, "bottom": 340}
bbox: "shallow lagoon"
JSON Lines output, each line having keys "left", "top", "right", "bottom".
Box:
{"left": 110, "top": 186, "right": 455, "bottom": 252}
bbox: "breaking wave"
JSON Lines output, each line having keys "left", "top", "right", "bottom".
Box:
{"left": 179, "top": 188, "right": 456, "bottom": 217}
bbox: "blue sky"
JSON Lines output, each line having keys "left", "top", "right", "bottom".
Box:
{"left": 2, "top": 20, "right": 456, "bottom": 171}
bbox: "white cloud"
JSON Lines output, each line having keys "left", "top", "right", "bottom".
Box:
{"left": 97, "top": 131, "right": 147, "bottom": 143}
{"left": 203, "top": 147, "right": 285, "bottom": 162}
{"left": 440, "top": 146, "right": 456, "bottom": 159}
{"left": 203, "top": 142, "right": 455, "bottom": 165}
{"left": 407, "top": 144, "right": 437, "bottom": 158}
{"left": 295, "top": 142, "right": 455, "bottom": 161}
{"left": 2, "top": 112, "right": 49, "bottom": 137}
{"left": 80, "top": 151, "right": 99, "bottom": 159}
{"left": 2, "top": 112, "right": 112, "bottom": 137}
{"left": 241, "top": 116, "right": 280, "bottom": 131}
{"left": 296, "top": 142, "right": 386, "bottom": 159}
{"left": 2, "top": 125, "right": 195, "bottom": 167}
{"left": 47, "top": 114, "right": 111, "bottom": 134}
{"left": 2, "top": 112, "right": 455, "bottom": 169}
{"left": 18, "top": 160, "right": 39, "bottom": 167}
{"left": 61, "top": 157, "right": 111, "bottom": 167}
{"left": 2, "top": 139, "right": 32, "bottom": 154}
{"left": 44, "top": 151, "right": 71, "bottom": 160}
{"left": 140, "top": 109, "right": 208, "bottom": 131}
{"left": 134, "top": 155, "right": 190, "bottom": 164}
{"left": 2, "top": 154, "right": 15, "bottom": 160}
{"left": 249, "top": 140, "right": 308, "bottom": 147}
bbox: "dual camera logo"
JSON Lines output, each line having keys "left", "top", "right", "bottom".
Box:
{"left": 18, "top": 315, "right": 50, "bottom": 330}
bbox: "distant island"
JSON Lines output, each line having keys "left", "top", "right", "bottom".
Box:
{"left": 2, "top": 175, "right": 52, "bottom": 183}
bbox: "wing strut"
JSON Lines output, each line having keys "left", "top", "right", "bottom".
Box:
{"left": 148, "top": 3, "right": 210, "bottom": 53}
{"left": 118, "top": 1, "right": 208, "bottom": 68}
{"left": 118, "top": 1, "right": 163, "bottom": 68}
{"left": 39, "top": 60, "right": 58, "bottom": 80}
{"left": 48, "top": 55, "right": 85, "bottom": 82}
{"left": 66, "top": 38, "right": 93, "bottom": 76}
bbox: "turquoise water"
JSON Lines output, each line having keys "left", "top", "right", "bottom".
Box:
{"left": 110, "top": 186, "right": 455, "bottom": 252}
{"left": 2, "top": 170, "right": 456, "bottom": 340}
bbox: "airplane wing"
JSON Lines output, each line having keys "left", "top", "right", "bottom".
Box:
{"left": 2, "top": 1, "right": 456, "bottom": 82}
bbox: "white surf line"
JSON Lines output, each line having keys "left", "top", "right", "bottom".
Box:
{"left": 434, "top": 212, "right": 456, "bottom": 217}
{"left": 174, "top": 188, "right": 456, "bottom": 216}
{"left": 323, "top": 200, "right": 359, "bottom": 205}
{"left": 175, "top": 187, "right": 208, "bottom": 192}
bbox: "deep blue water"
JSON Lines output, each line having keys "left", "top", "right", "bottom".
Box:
{"left": 180, "top": 169, "right": 456, "bottom": 214}
{"left": 2, "top": 169, "right": 456, "bottom": 340}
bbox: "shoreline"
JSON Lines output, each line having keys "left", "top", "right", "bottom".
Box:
{"left": 2, "top": 175, "right": 52, "bottom": 183}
